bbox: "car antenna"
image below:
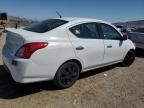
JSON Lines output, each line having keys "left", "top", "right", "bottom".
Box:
{"left": 56, "top": 11, "right": 62, "bottom": 18}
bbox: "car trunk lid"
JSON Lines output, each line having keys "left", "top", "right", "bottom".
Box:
{"left": 5, "top": 28, "right": 32, "bottom": 56}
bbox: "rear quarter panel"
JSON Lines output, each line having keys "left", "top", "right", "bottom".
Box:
{"left": 22, "top": 27, "right": 80, "bottom": 79}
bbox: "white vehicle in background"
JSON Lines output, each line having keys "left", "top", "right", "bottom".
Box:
{"left": 127, "top": 27, "right": 135, "bottom": 32}
{"left": 128, "top": 28, "right": 144, "bottom": 49}
{"left": 2, "top": 17, "right": 135, "bottom": 88}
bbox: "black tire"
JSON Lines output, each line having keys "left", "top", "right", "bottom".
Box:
{"left": 122, "top": 50, "right": 135, "bottom": 67}
{"left": 54, "top": 62, "right": 80, "bottom": 89}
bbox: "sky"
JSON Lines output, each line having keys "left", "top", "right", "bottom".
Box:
{"left": 0, "top": 0, "right": 144, "bottom": 23}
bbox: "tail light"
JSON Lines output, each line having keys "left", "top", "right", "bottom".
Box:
{"left": 15, "top": 42, "right": 48, "bottom": 59}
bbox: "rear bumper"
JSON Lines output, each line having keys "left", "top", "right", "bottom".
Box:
{"left": 2, "top": 47, "right": 55, "bottom": 83}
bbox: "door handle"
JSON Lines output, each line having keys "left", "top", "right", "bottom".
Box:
{"left": 107, "top": 45, "right": 112, "bottom": 48}
{"left": 76, "top": 46, "right": 84, "bottom": 50}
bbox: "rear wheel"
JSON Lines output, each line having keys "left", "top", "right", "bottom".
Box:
{"left": 54, "top": 62, "right": 80, "bottom": 89}
{"left": 122, "top": 50, "right": 135, "bottom": 66}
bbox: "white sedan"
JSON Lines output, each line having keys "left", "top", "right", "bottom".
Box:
{"left": 2, "top": 17, "right": 135, "bottom": 88}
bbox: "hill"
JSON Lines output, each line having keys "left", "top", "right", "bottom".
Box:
{"left": 8, "top": 16, "right": 36, "bottom": 27}
{"left": 114, "top": 20, "right": 144, "bottom": 28}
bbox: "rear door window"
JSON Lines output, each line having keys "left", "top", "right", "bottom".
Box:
{"left": 24, "top": 19, "right": 68, "bottom": 33}
{"left": 69, "top": 23, "right": 100, "bottom": 39}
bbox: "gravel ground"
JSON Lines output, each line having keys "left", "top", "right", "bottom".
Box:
{"left": 0, "top": 33, "right": 144, "bottom": 108}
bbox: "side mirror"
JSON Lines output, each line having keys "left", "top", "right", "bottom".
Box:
{"left": 120, "top": 35, "right": 127, "bottom": 41}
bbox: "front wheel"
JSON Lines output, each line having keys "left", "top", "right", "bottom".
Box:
{"left": 122, "top": 50, "right": 135, "bottom": 67}
{"left": 54, "top": 62, "right": 80, "bottom": 89}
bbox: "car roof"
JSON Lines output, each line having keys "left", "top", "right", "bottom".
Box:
{"left": 55, "top": 17, "right": 116, "bottom": 29}
{"left": 55, "top": 17, "right": 123, "bottom": 35}
{"left": 56, "top": 17, "right": 109, "bottom": 24}
{"left": 56, "top": 17, "right": 80, "bottom": 21}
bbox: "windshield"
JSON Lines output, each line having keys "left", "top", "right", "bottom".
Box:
{"left": 24, "top": 19, "right": 68, "bottom": 33}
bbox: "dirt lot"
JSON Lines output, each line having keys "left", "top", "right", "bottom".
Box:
{"left": 0, "top": 33, "right": 144, "bottom": 108}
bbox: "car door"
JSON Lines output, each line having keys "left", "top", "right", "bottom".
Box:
{"left": 99, "top": 23, "right": 126, "bottom": 64}
{"left": 67, "top": 22, "right": 104, "bottom": 69}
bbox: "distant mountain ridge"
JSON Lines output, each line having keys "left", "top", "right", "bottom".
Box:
{"left": 6, "top": 16, "right": 38, "bottom": 27}
{"left": 9, "top": 16, "right": 36, "bottom": 22}
{"left": 114, "top": 20, "right": 144, "bottom": 28}
{"left": 7, "top": 16, "right": 144, "bottom": 28}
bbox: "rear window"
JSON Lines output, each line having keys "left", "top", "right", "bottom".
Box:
{"left": 24, "top": 19, "right": 68, "bottom": 33}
